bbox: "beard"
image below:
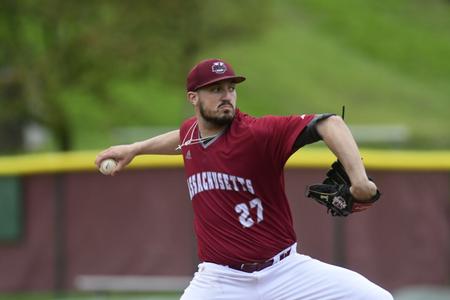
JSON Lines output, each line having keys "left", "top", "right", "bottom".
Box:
{"left": 199, "top": 101, "right": 235, "bottom": 126}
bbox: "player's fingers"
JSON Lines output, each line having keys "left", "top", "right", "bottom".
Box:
{"left": 95, "top": 144, "right": 136, "bottom": 173}
{"left": 95, "top": 151, "right": 114, "bottom": 168}
{"left": 95, "top": 146, "right": 125, "bottom": 167}
{"left": 111, "top": 160, "right": 126, "bottom": 176}
{"left": 110, "top": 154, "right": 134, "bottom": 176}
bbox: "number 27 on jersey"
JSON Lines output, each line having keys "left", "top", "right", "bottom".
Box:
{"left": 234, "top": 198, "right": 264, "bottom": 228}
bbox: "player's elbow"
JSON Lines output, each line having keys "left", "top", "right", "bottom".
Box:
{"left": 326, "top": 115, "right": 345, "bottom": 126}
{"left": 316, "top": 115, "right": 346, "bottom": 138}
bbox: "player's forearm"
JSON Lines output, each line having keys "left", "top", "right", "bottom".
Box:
{"left": 132, "top": 129, "right": 181, "bottom": 155}
{"left": 317, "top": 116, "right": 378, "bottom": 200}
{"left": 316, "top": 116, "right": 368, "bottom": 185}
{"left": 95, "top": 129, "right": 181, "bottom": 174}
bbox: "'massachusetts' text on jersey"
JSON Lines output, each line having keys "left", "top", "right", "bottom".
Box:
{"left": 179, "top": 110, "right": 314, "bottom": 266}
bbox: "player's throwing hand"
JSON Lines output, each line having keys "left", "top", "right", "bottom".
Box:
{"left": 95, "top": 144, "right": 137, "bottom": 175}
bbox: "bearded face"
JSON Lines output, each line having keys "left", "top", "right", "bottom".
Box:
{"left": 198, "top": 98, "right": 235, "bottom": 126}
{"left": 194, "top": 81, "right": 237, "bottom": 127}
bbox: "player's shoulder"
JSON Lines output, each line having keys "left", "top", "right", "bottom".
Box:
{"left": 236, "top": 110, "right": 311, "bottom": 127}
{"left": 235, "top": 111, "right": 316, "bottom": 141}
{"left": 233, "top": 111, "right": 282, "bottom": 137}
{"left": 233, "top": 110, "right": 267, "bottom": 133}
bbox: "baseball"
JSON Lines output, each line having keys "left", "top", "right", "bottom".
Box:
{"left": 99, "top": 158, "right": 117, "bottom": 175}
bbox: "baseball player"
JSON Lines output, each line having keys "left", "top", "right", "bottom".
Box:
{"left": 95, "top": 59, "right": 393, "bottom": 299}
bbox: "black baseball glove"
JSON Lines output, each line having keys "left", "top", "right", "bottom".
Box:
{"left": 305, "top": 160, "right": 381, "bottom": 217}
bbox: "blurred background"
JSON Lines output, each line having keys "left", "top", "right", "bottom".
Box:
{"left": 0, "top": 0, "right": 449, "bottom": 299}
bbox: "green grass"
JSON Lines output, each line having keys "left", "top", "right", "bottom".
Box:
{"left": 194, "top": 0, "right": 450, "bottom": 149}
{"left": 69, "top": 0, "right": 450, "bottom": 150}
{"left": 294, "top": 0, "right": 450, "bottom": 83}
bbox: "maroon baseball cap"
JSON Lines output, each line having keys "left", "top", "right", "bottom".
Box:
{"left": 186, "top": 58, "right": 246, "bottom": 91}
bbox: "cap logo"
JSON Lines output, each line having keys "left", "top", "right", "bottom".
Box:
{"left": 211, "top": 62, "right": 227, "bottom": 74}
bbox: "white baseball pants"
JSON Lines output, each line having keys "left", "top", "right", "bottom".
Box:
{"left": 181, "top": 249, "right": 393, "bottom": 300}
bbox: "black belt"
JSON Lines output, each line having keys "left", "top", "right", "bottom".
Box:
{"left": 228, "top": 249, "right": 292, "bottom": 273}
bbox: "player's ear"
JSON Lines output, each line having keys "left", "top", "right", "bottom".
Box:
{"left": 187, "top": 91, "right": 198, "bottom": 105}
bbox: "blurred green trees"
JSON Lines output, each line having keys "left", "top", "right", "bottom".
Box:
{"left": 0, "top": 0, "right": 270, "bottom": 152}
{"left": 0, "top": 0, "right": 448, "bottom": 152}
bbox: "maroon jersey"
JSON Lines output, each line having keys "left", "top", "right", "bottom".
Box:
{"left": 180, "top": 110, "right": 314, "bottom": 266}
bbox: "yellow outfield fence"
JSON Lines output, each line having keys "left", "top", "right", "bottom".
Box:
{"left": 0, "top": 148, "right": 449, "bottom": 176}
